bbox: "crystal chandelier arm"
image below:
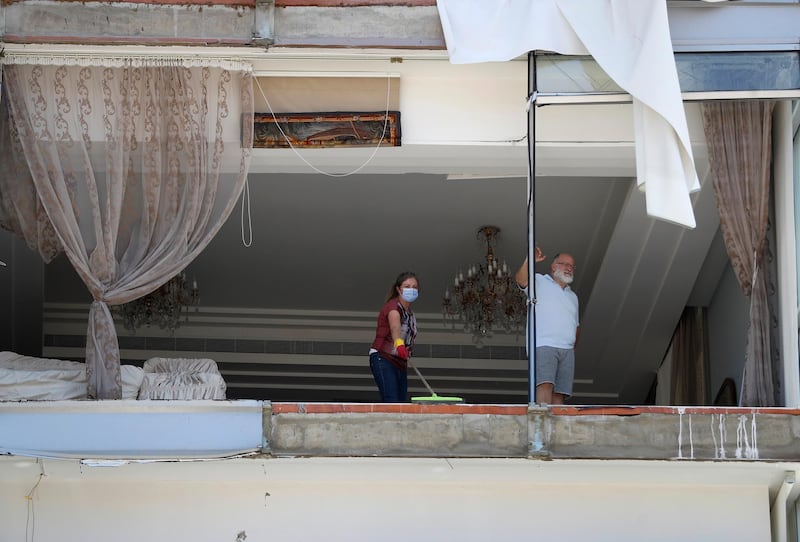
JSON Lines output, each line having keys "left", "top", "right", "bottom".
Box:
{"left": 116, "top": 272, "right": 200, "bottom": 334}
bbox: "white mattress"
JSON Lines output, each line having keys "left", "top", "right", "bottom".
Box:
{"left": 0, "top": 351, "right": 144, "bottom": 401}
{"left": 137, "top": 357, "right": 227, "bottom": 400}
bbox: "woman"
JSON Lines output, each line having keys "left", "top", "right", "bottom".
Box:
{"left": 369, "top": 271, "right": 419, "bottom": 402}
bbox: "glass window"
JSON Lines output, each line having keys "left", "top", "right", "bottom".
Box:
{"left": 536, "top": 52, "right": 800, "bottom": 94}
{"left": 535, "top": 56, "right": 622, "bottom": 94}
{"left": 677, "top": 52, "right": 800, "bottom": 92}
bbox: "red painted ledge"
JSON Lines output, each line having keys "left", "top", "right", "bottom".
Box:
{"left": 551, "top": 405, "right": 800, "bottom": 416}
{"left": 270, "top": 403, "right": 800, "bottom": 417}
{"left": 271, "top": 403, "right": 529, "bottom": 415}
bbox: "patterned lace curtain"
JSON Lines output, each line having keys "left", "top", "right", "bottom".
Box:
{"left": 0, "top": 58, "right": 254, "bottom": 399}
{"left": 701, "top": 100, "right": 776, "bottom": 406}
{"left": 0, "top": 95, "right": 63, "bottom": 262}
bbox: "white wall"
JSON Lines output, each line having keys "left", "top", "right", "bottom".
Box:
{"left": 0, "top": 458, "right": 770, "bottom": 542}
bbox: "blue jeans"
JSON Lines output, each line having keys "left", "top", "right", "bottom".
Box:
{"left": 369, "top": 352, "right": 407, "bottom": 402}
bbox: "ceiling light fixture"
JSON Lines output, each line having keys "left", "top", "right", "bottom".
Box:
{"left": 116, "top": 272, "right": 199, "bottom": 333}
{"left": 441, "top": 226, "right": 526, "bottom": 345}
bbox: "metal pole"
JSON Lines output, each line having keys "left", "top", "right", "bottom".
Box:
{"left": 527, "top": 51, "right": 538, "bottom": 404}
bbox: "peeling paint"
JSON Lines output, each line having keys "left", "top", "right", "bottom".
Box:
{"left": 710, "top": 414, "right": 719, "bottom": 459}
{"left": 719, "top": 414, "right": 728, "bottom": 459}
{"left": 712, "top": 413, "right": 729, "bottom": 459}
{"left": 676, "top": 408, "right": 694, "bottom": 460}
{"left": 530, "top": 415, "right": 545, "bottom": 454}
{"left": 735, "top": 413, "right": 759, "bottom": 459}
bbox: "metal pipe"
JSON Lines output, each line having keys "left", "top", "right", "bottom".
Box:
{"left": 526, "top": 51, "right": 538, "bottom": 404}
{"left": 771, "top": 471, "right": 796, "bottom": 542}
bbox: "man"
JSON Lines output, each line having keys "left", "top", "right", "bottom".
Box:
{"left": 515, "top": 248, "right": 580, "bottom": 405}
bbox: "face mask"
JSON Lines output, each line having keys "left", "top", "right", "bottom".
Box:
{"left": 401, "top": 288, "right": 419, "bottom": 303}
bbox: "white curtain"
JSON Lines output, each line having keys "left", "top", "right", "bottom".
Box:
{"left": 436, "top": 0, "right": 701, "bottom": 229}
{"left": 0, "top": 58, "right": 253, "bottom": 398}
{"left": 438, "top": 0, "right": 703, "bottom": 404}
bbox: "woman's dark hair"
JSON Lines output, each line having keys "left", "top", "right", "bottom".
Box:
{"left": 386, "top": 271, "right": 418, "bottom": 302}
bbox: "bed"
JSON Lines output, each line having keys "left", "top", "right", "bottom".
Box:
{"left": 0, "top": 352, "right": 226, "bottom": 401}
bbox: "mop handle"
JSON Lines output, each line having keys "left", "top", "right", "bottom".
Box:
{"left": 407, "top": 359, "right": 438, "bottom": 397}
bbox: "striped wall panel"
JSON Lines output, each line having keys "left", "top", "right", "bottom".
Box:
{"left": 43, "top": 304, "right": 531, "bottom": 404}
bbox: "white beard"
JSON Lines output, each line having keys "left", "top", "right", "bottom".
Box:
{"left": 554, "top": 269, "right": 574, "bottom": 285}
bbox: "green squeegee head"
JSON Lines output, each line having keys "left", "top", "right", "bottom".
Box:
{"left": 408, "top": 360, "right": 464, "bottom": 404}
{"left": 410, "top": 394, "right": 464, "bottom": 404}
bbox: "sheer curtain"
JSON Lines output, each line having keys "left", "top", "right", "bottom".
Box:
{"left": 0, "top": 97, "right": 63, "bottom": 262}
{"left": 702, "top": 100, "right": 776, "bottom": 406}
{"left": 0, "top": 58, "right": 253, "bottom": 398}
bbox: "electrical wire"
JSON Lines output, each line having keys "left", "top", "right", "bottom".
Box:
{"left": 25, "top": 461, "right": 46, "bottom": 542}
{"left": 240, "top": 72, "right": 396, "bottom": 247}
{"left": 240, "top": 177, "right": 253, "bottom": 248}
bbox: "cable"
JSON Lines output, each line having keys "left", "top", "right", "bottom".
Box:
{"left": 240, "top": 73, "right": 396, "bottom": 246}
{"left": 25, "top": 461, "right": 46, "bottom": 542}
{"left": 240, "top": 178, "right": 252, "bottom": 248}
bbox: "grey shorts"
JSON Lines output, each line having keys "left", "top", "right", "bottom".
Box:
{"left": 535, "top": 346, "right": 575, "bottom": 397}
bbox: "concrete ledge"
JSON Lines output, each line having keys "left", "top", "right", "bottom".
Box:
{"left": 549, "top": 406, "right": 800, "bottom": 461}
{"left": 272, "top": 4, "right": 444, "bottom": 48}
{"left": 269, "top": 403, "right": 528, "bottom": 457}
{"left": 528, "top": 405, "right": 550, "bottom": 458}
{"left": 267, "top": 404, "right": 800, "bottom": 461}
{"left": 2, "top": 1, "right": 256, "bottom": 45}
{"left": 1, "top": 0, "right": 796, "bottom": 52}
{"left": 0, "top": 0, "right": 445, "bottom": 48}
{"left": 4, "top": 401, "right": 800, "bottom": 462}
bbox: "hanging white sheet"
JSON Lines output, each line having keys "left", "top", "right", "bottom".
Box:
{"left": 436, "top": 0, "right": 702, "bottom": 229}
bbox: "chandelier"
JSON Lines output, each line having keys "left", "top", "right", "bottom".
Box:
{"left": 117, "top": 272, "right": 199, "bottom": 333}
{"left": 441, "top": 226, "right": 527, "bottom": 344}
